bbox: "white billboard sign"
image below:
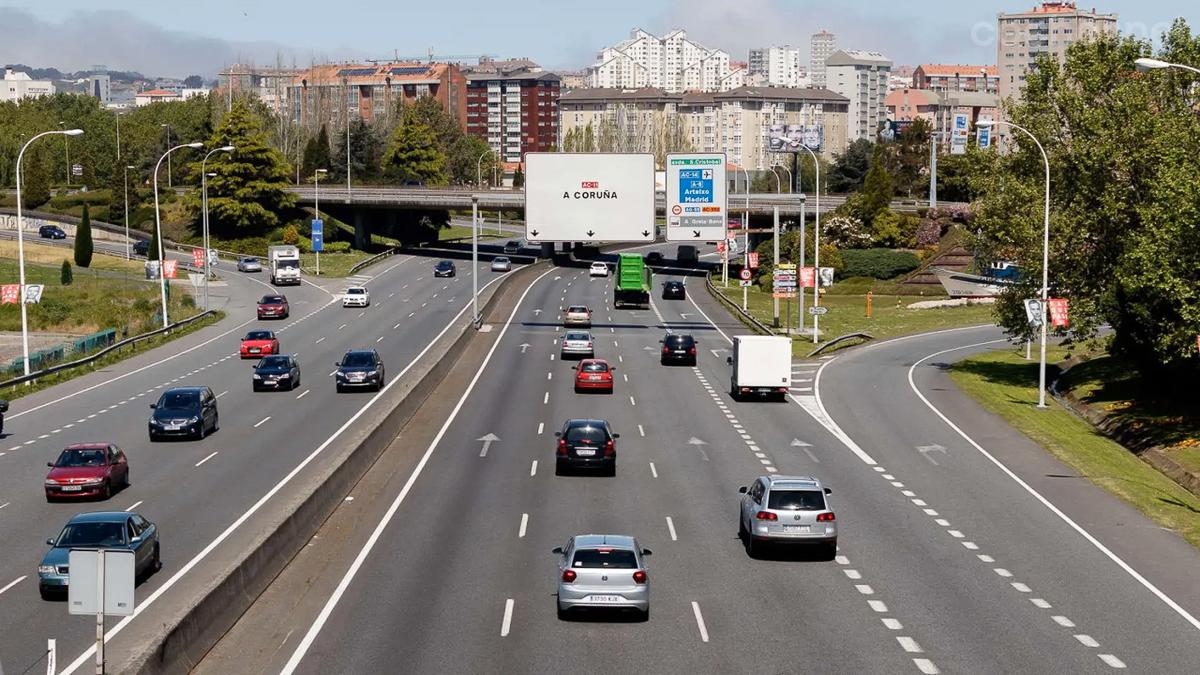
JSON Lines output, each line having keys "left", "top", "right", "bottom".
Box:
{"left": 67, "top": 549, "right": 136, "bottom": 616}
{"left": 525, "top": 153, "right": 655, "bottom": 243}
{"left": 666, "top": 153, "right": 726, "bottom": 242}
{"left": 951, "top": 113, "right": 970, "bottom": 155}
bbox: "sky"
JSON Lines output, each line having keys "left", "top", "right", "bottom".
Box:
{"left": 1, "top": 0, "right": 1194, "bottom": 78}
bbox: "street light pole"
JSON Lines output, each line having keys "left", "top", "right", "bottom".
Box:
{"left": 16, "top": 128, "right": 84, "bottom": 377}
{"left": 123, "top": 165, "right": 134, "bottom": 259}
{"left": 735, "top": 165, "right": 750, "bottom": 311}
{"left": 59, "top": 122, "right": 71, "bottom": 186}
{"left": 979, "top": 119, "right": 1051, "bottom": 407}
{"left": 200, "top": 146, "right": 235, "bottom": 312}
{"left": 314, "top": 168, "right": 327, "bottom": 276}
{"left": 472, "top": 195, "right": 480, "bottom": 326}
{"left": 1135, "top": 57, "right": 1200, "bottom": 75}
{"left": 160, "top": 124, "right": 172, "bottom": 188}
{"left": 115, "top": 111, "right": 122, "bottom": 162}
{"left": 153, "top": 142, "right": 203, "bottom": 328}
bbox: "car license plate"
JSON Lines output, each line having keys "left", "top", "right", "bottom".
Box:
{"left": 250, "top": 348, "right": 260, "bottom": 353}
{"left": 164, "top": 424, "right": 180, "bottom": 431}
{"left": 575, "top": 448, "right": 596, "bottom": 457}
{"left": 782, "top": 524, "right": 811, "bottom": 533}
{"left": 61, "top": 486, "right": 82, "bottom": 492}
{"left": 674, "top": 350, "right": 686, "bottom": 354}
{"left": 589, "top": 375, "right": 603, "bottom": 381}
{"left": 587, "top": 595, "right": 621, "bottom": 604}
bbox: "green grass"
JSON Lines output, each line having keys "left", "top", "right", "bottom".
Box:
{"left": 438, "top": 225, "right": 505, "bottom": 242}
{"left": 298, "top": 251, "right": 382, "bottom": 278}
{"left": 712, "top": 279, "right": 995, "bottom": 356}
{"left": 950, "top": 347, "right": 1200, "bottom": 550}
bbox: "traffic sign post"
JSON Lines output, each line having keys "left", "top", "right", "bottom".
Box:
{"left": 665, "top": 153, "right": 727, "bottom": 242}
{"left": 311, "top": 218, "right": 323, "bottom": 276}
{"left": 68, "top": 548, "right": 135, "bottom": 675}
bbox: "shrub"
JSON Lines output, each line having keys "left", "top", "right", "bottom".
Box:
{"left": 322, "top": 240, "right": 352, "bottom": 253}
{"left": 915, "top": 219, "right": 944, "bottom": 248}
{"left": 49, "top": 190, "right": 110, "bottom": 210}
{"left": 823, "top": 214, "right": 873, "bottom": 249}
{"left": 282, "top": 224, "right": 300, "bottom": 245}
{"left": 838, "top": 248, "right": 921, "bottom": 280}
{"left": 60, "top": 260, "right": 73, "bottom": 285}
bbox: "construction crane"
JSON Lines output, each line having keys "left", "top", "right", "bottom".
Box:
{"left": 368, "top": 49, "right": 498, "bottom": 65}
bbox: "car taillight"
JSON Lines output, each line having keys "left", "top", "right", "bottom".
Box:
{"left": 604, "top": 439, "right": 615, "bottom": 456}
{"left": 662, "top": 346, "right": 670, "bottom": 353}
{"left": 557, "top": 439, "right": 568, "bottom": 456}
{"left": 633, "top": 570, "right": 647, "bottom": 584}
{"left": 689, "top": 346, "right": 696, "bottom": 355}
{"left": 755, "top": 511, "right": 777, "bottom": 521}
{"left": 817, "top": 512, "right": 836, "bottom": 522}
{"left": 561, "top": 569, "right": 577, "bottom": 583}
{"left": 586, "top": 343, "right": 593, "bottom": 348}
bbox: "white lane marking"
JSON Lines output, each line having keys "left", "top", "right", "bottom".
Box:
{"left": 543, "top": 392, "right": 549, "bottom": 404}
{"left": 275, "top": 268, "right": 553, "bottom": 675}
{"left": 547, "top": 372, "right": 552, "bottom": 380}
{"left": 835, "top": 555, "right": 849, "bottom": 565}
{"left": 638, "top": 424, "right": 645, "bottom": 437}
{"left": 855, "top": 585, "right": 874, "bottom": 595}
{"left": 882, "top": 618, "right": 903, "bottom": 630}
{"left": 1032, "top": 598, "right": 1052, "bottom": 609}
{"left": 376, "top": 336, "right": 384, "bottom": 343}
{"left": 38, "top": 434, "right": 49, "bottom": 439}
{"left": 1012, "top": 582, "right": 1031, "bottom": 593}
{"left": 195, "top": 451, "right": 219, "bottom": 467}
{"left": 962, "top": 541, "right": 980, "bottom": 550}
{"left": 394, "top": 323, "right": 401, "bottom": 330}
{"left": 124, "top": 500, "right": 144, "bottom": 512}
{"left": 911, "top": 499, "right": 927, "bottom": 506}
{"left": 622, "top": 373, "right": 628, "bottom": 382}
{"left": 844, "top": 569, "right": 862, "bottom": 580}
{"left": 907, "top": 339, "right": 1200, "bottom": 633}
{"left": 530, "top": 460, "right": 538, "bottom": 477}
{"left": 407, "top": 312, "right": 415, "bottom": 318}
{"left": 357, "top": 311, "right": 366, "bottom": 318}
{"left": 665, "top": 516, "right": 678, "bottom": 541}
{"left": 537, "top": 422, "right": 544, "bottom": 435}
{"left": 914, "top": 658, "right": 941, "bottom": 674}
{"left": 649, "top": 462, "right": 658, "bottom": 478}
{"left": 216, "top": 390, "right": 229, "bottom": 399}
{"left": 0, "top": 502, "right": 8, "bottom": 509}
{"left": 1074, "top": 634, "right": 1100, "bottom": 648}
{"left": 500, "top": 599, "right": 515, "bottom": 637}
{"left": 868, "top": 600, "right": 888, "bottom": 612}
{"left": 1098, "top": 654, "right": 1126, "bottom": 669}
{"left": 629, "top": 396, "right": 636, "bottom": 406}
{"left": 0, "top": 576, "right": 27, "bottom": 595}
{"left": 691, "top": 602, "right": 709, "bottom": 642}
{"left": 994, "top": 568, "right": 1012, "bottom": 578}
{"left": 897, "top": 637, "right": 924, "bottom": 653}
{"left": 297, "top": 390, "right": 310, "bottom": 400}
{"left": 518, "top": 514, "right": 529, "bottom": 538}
{"left": 339, "top": 324, "right": 347, "bottom": 330}
{"left": 948, "top": 530, "right": 964, "bottom": 538}
{"left": 1052, "top": 615, "right": 1076, "bottom": 627}
{"left": 923, "top": 509, "right": 939, "bottom": 516}
{"left": 315, "top": 337, "right": 326, "bottom": 344}
{"left": 328, "top": 370, "right": 337, "bottom": 377}
{"left": 978, "top": 554, "right": 996, "bottom": 563}
{"left": 254, "top": 416, "right": 271, "bottom": 428}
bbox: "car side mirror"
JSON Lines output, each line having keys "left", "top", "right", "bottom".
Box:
{"left": 551, "top": 546, "right": 563, "bottom": 555}
{"left": 334, "top": 362, "right": 341, "bottom": 367}
{"left": 149, "top": 403, "right": 157, "bottom": 409}
{"left": 726, "top": 356, "right": 733, "bottom": 365}
{"left": 47, "top": 461, "right": 54, "bottom": 467}
{"left": 553, "top": 431, "right": 562, "bottom": 437}
{"left": 612, "top": 433, "right": 620, "bottom": 438}
{"left": 824, "top": 487, "right": 832, "bottom": 495}
{"left": 571, "top": 365, "right": 577, "bottom": 370}
{"left": 47, "top": 539, "right": 56, "bottom": 546}
{"left": 738, "top": 486, "right": 748, "bottom": 494}
{"left": 641, "top": 548, "right": 652, "bottom": 556}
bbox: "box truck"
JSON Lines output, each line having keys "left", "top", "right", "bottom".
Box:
{"left": 727, "top": 335, "right": 792, "bottom": 401}
{"left": 614, "top": 253, "right": 652, "bottom": 308}
{"left": 267, "top": 245, "right": 301, "bottom": 286}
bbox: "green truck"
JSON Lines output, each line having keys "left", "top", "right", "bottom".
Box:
{"left": 614, "top": 253, "right": 652, "bottom": 309}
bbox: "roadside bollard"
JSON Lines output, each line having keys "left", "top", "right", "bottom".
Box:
{"left": 865, "top": 291, "right": 873, "bottom": 318}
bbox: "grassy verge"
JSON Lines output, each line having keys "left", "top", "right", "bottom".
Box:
{"left": 949, "top": 346, "right": 1200, "bottom": 550}
{"left": 439, "top": 225, "right": 506, "bottom": 242}
{"left": 299, "top": 251, "right": 382, "bottom": 278}
{"left": 712, "top": 279, "right": 994, "bottom": 357}
{"left": 0, "top": 240, "right": 144, "bottom": 274}
{"left": 0, "top": 310, "right": 224, "bottom": 402}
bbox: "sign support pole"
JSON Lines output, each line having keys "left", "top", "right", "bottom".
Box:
{"left": 94, "top": 552, "right": 105, "bottom": 675}
{"left": 799, "top": 212, "right": 806, "bottom": 333}
{"left": 772, "top": 206, "right": 780, "bottom": 328}
{"left": 472, "top": 197, "right": 479, "bottom": 327}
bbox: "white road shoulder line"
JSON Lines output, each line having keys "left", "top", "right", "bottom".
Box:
{"left": 0, "top": 575, "right": 27, "bottom": 595}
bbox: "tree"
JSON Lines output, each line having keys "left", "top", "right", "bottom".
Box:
{"left": 301, "top": 124, "right": 332, "bottom": 179}
{"left": 60, "top": 260, "right": 72, "bottom": 285}
{"left": 859, "top": 144, "right": 894, "bottom": 227}
{"left": 186, "top": 100, "right": 296, "bottom": 238}
{"left": 562, "top": 127, "right": 578, "bottom": 152}
{"left": 581, "top": 122, "right": 597, "bottom": 153}
{"left": 512, "top": 164, "right": 524, "bottom": 188}
{"left": 332, "top": 118, "right": 384, "bottom": 183}
{"left": 74, "top": 203, "right": 94, "bottom": 267}
{"left": 399, "top": 96, "right": 463, "bottom": 152}
{"left": 183, "top": 75, "right": 204, "bottom": 88}
{"left": 446, "top": 135, "right": 496, "bottom": 186}
{"left": 146, "top": 227, "right": 162, "bottom": 262}
{"left": 20, "top": 148, "right": 51, "bottom": 209}
{"left": 827, "top": 138, "right": 873, "bottom": 193}
{"left": 382, "top": 122, "right": 447, "bottom": 185}
{"left": 887, "top": 118, "right": 932, "bottom": 197}
{"left": 282, "top": 223, "right": 300, "bottom": 245}
{"left": 107, "top": 164, "right": 131, "bottom": 226}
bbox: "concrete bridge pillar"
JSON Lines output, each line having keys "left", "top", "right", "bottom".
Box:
{"left": 354, "top": 210, "right": 367, "bottom": 250}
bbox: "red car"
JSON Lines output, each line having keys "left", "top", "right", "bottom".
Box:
{"left": 257, "top": 294, "right": 289, "bottom": 319}
{"left": 573, "top": 359, "right": 615, "bottom": 393}
{"left": 44, "top": 443, "right": 129, "bottom": 501}
{"left": 241, "top": 330, "right": 280, "bottom": 359}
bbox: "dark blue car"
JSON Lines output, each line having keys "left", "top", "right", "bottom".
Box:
{"left": 38, "top": 511, "right": 160, "bottom": 599}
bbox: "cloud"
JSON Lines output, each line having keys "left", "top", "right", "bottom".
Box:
{"left": 0, "top": 8, "right": 364, "bottom": 78}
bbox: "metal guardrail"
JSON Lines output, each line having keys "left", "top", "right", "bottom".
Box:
{"left": 0, "top": 310, "right": 216, "bottom": 390}
{"left": 807, "top": 332, "right": 875, "bottom": 357}
{"left": 704, "top": 272, "right": 773, "bottom": 335}
{"left": 346, "top": 248, "right": 398, "bottom": 276}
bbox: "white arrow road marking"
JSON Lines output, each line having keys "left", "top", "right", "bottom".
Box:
{"left": 917, "top": 444, "right": 947, "bottom": 466}
{"left": 478, "top": 433, "right": 500, "bottom": 457}
{"left": 687, "top": 437, "right": 708, "bottom": 446}
{"left": 520, "top": 343, "right": 530, "bottom": 353}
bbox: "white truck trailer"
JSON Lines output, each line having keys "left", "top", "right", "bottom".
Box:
{"left": 267, "top": 245, "right": 301, "bottom": 286}
{"left": 727, "top": 335, "right": 792, "bottom": 401}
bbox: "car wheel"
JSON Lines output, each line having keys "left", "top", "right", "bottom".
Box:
{"left": 639, "top": 608, "right": 650, "bottom": 622}
{"left": 746, "top": 536, "right": 762, "bottom": 558}
{"left": 153, "top": 543, "right": 161, "bottom": 571}
{"left": 123, "top": 470, "right": 131, "bottom": 489}
{"left": 824, "top": 541, "right": 838, "bottom": 561}
{"left": 149, "top": 433, "right": 159, "bottom": 443}
{"left": 101, "top": 481, "right": 112, "bottom": 500}
{"left": 557, "top": 604, "right": 569, "bottom": 621}
{"left": 336, "top": 384, "right": 345, "bottom": 393}
{"left": 195, "top": 422, "right": 205, "bottom": 440}
{"left": 738, "top": 516, "right": 747, "bottom": 543}
{"left": 39, "top": 587, "right": 54, "bottom": 601}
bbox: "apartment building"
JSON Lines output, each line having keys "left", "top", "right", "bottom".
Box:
{"left": 825, "top": 50, "right": 892, "bottom": 143}
{"left": 1, "top": 68, "right": 55, "bottom": 102}
{"left": 913, "top": 64, "right": 999, "bottom": 93}
{"left": 289, "top": 62, "right": 468, "bottom": 131}
{"left": 885, "top": 88, "right": 999, "bottom": 148}
{"left": 997, "top": 1, "right": 1117, "bottom": 106}
{"left": 465, "top": 70, "right": 560, "bottom": 163}
{"left": 809, "top": 31, "right": 837, "bottom": 88}
{"left": 748, "top": 45, "right": 807, "bottom": 88}
{"left": 588, "top": 28, "right": 742, "bottom": 93}
{"left": 219, "top": 63, "right": 304, "bottom": 114}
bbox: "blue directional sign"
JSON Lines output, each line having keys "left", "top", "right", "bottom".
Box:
{"left": 666, "top": 153, "right": 727, "bottom": 242}
{"left": 679, "top": 169, "right": 714, "bottom": 204}
{"left": 311, "top": 219, "right": 323, "bottom": 252}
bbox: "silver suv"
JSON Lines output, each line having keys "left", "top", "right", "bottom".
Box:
{"left": 738, "top": 475, "right": 837, "bottom": 559}
{"left": 554, "top": 534, "right": 651, "bottom": 621}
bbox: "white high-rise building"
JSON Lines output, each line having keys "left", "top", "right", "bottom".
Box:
{"left": 825, "top": 50, "right": 892, "bottom": 146}
{"left": 1, "top": 68, "right": 55, "bottom": 102}
{"left": 997, "top": 2, "right": 1117, "bottom": 108}
{"left": 588, "top": 28, "right": 741, "bottom": 93}
{"left": 748, "top": 45, "right": 806, "bottom": 88}
{"left": 809, "top": 31, "right": 836, "bottom": 88}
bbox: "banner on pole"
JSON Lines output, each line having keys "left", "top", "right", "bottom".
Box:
{"left": 951, "top": 113, "right": 970, "bottom": 155}
{"left": 1048, "top": 298, "right": 1069, "bottom": 328}
{"left": 799, "top": 267, "right": 816, "bottom": 288}
{"left": 1023, "top": 298, "right": 1043, "bottom": 327}
{"left": 311, "top": 219, "right": 324, "bottom": 252}
{"left": 748, "top": 252, "right": 759, "bottom": 269}
{"left": 162, "top": 260, "right": 177, "bottom": 279}
{"left": 191, "top": 248, "right": 205, "bottom": 268}
{"left": 1, "top": 284, "right": 19, "bottom": 304}
{"left": 23, "top": 284, "right": 44, "bottom": 304}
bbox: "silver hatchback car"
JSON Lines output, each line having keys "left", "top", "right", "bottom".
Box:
{"left": 554, "top": 534, "right": 651, "bottom": 620}
{"left": 562, "top": 305, "right": 592, "bottom": 328}
{"left": 738, "top": 475, "right": 837, "bottom": 559}
{"left": 560, "top": 331, "right": 594, "bottom": 359}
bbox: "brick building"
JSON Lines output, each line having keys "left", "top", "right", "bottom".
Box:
{"left": 289, "top": 62, "right": 468, "bottom": 131}
{"left": 465, "top": 70, "right": 560, "bottom": 163}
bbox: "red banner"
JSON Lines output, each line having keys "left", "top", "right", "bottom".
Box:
{"left": 1048, "top": 298, "right": 1069, "bottom": 328}
{"left": 799, "top": 267, "right": 816, "bottom": 289}
{"left": 1, "top": 284, "right": 19, "bottom": 304}
{"left": 163, "top": 259, "right": 178, "bottom": 279}
{"left": 192, "top": 248, "right": 205, "bottom": 268}
{"left": 748, "top": 252, "right": 759, "bottom": 269}
{"left": 716, "top": 242, "right": 725, "bottom": 254}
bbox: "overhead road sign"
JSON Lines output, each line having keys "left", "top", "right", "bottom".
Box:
{"left": 665, "top": 153, "right": 727, "bottom": 242}
{"left": 525, "top": 153, "right": 655, "bottom": 243}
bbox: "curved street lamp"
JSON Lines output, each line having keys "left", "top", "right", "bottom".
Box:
{"left": 1135, "top": 57, "right": 1200, "bottom": 75}
{"left": 978, "top": 119, "right": 1051, "bottom": 408}
{"left": 201, "top": 146, "right": 235, "bottom": 309}
{"left": 153, "top": 142, "right": 204, "bottom": 328}
{"left": 15, "top": 128, "right": 84, "bottom": 377}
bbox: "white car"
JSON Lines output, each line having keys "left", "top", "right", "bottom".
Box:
{"left": 342, "top": 286, "right": 370, "bottom": 307}
{"left": 589, "top": 262, "right": 609, "bottom": 277}
{"left": 491, "top": 256, "right": 512, "bottom": 272}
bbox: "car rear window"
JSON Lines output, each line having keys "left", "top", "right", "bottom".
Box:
{"left": 342, "top": 353, "right": 375, "bottom": 367}
{"left": 246, "top": 331, "right": 271, "bottom": 340}
{"left": 565, "top": 332, "right": 590, "bottom": 341}
{"left": 260, "top": 356, "right": 289, "bottom": 367}
{"left": 568, "top": 306, "right": 588, "bottom": 313}
{"left": 572, "top": 548, "right": 638, "bottom": 569}
{"left": 665, "top": 335, "right": 695, "bottom": 347}
{"left": 565, "top": 425, "right": 608, "bottom": 444}
{"left": 667, "top": 281, "right": 683, "bottom": 288}
{"left": 767, "top": 490, "right": 826, "bottom": 511}
{"left": 581, "top": 362, "right": 609, "bottom": 373}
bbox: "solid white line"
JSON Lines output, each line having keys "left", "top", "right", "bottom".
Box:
{"left": 297, "top": 389, "right": 310, "bottom": 400}
{"left": 123, "top": 500, "right": 144, "bottom": 512}
{"left": 195, "top": 452, "right": 218, "bottom": 467}
{"left": 530, "top": 460, "right": 538, "bottom": 477}
{"left": 216, "top": 390, "right": 228, "bottom": 399}
{"left": 649, "top": 462, "right": 658, "bottom": 478}
{"left": 1098, "top": 654, "right": 1126, "bottom": 669}
{"left": 666, "top": 516, "right": 678, "bottom": 541}
{"left": 897, "top": 636, "right": 923, "bottom": 653}
{"left": 691, "top": 601, "right": 709, "bottom": 642}
{"left": 518, "top": 514, "right": 528, "bottom": 538}
{"left": 0, "top": 576, "right": 27, "bottom": 595}
{"left": 908, "top": 339, "right": 1200, "bottom": 634}
{"left": 254, "top": 416, "right": 271, "bottom": 428}
{"left": 277, "top": 267, "right": 554, "bottom": 674}
{"left": 59, "top": 272, "right": 512, "bottom": 675}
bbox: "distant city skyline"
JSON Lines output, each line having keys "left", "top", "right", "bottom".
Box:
{"left": 0, "top": 1, "right": 1192, "bottom": 78}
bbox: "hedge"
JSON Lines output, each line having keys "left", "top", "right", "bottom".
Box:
{"left": 838, "top": 248, "right": 920, "bottom": 280}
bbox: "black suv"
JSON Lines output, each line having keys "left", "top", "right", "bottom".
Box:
{"left": 555, "top": 419, "right": 619, "bottom": 476}
{"left": 660, "top": 333, "right": 698, "bottom": 366}
{"left": 662, "top": 280, "right": 686, "bottom": 300}
{"left": 645, "top": 251, "right": 664, "bottom": 265}
{"left": 148, "top": 386, "right": 218, "bottom": 441}
{"left": 433, "top": 260, "right": 456, "bottom": 278}
{"left": 335, "top": 349, "right": 385, "bottom": 392}
{"left": 39, "top": 225, "right": 66, "bottom": 239}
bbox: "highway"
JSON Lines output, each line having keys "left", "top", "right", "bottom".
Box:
{"left": 195, "top": 244, "right": 1200, "bottom": 674}
{"left": 0, "top": 245, "right": 520, "bottom": 674}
